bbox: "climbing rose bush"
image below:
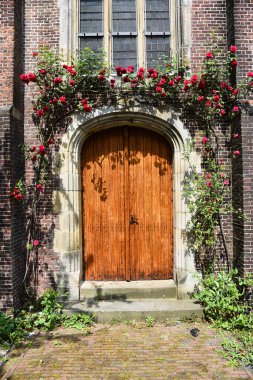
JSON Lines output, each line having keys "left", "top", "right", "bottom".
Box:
{"left": 13, "top": 45, "right": 253, "bottom": 287}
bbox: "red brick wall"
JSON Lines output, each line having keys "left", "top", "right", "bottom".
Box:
{"left": 0, "top": 0, "right": 25, "bottom": 310}
{"left": 191, "top": 0, "right": 227, "bottom": 72}
{"left": 23, "top": 0, "right": 61, "bottom": 293}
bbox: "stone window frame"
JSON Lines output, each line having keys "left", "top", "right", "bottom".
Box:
{"left": 59, "top": 0, "right": 192, "bottom": 67}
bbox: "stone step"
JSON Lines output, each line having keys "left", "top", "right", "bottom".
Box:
{"left": 80, "top": 280, "right": 177, "bottom": 301}
{"left": 63, "top": 299, "right": 202, "bottom": 322}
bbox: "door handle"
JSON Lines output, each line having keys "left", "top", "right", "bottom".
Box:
{"left": 130, "top": 215, "right": 138, "bottom": 225}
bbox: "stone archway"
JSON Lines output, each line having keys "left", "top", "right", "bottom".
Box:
{"left": 53, "top": 104, "right": 201, "bottom": 300}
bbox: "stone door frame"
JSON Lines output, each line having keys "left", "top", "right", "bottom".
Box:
{"left": 53, "top": 104, "right": 201, "bottom": 300}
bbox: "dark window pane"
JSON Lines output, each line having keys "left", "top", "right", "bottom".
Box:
{"left": 145, "top": 0, "right": 170, "bottom": 32}
{"left": 113, "top": 36, "right": 137, "bottom": 68}
{"left": 80, "top": 0, "right": 103, "bottom": 34}
{"left": 80, "top": 36, "right": 103, "bottom": 52}
{"left": 146, "top": 36, "right": 170, "bottom": 67}
{"left": 112, "top": 0, "right": 136, "bottom": 32}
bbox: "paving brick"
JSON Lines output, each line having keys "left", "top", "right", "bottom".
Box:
{"left": 0, "top": 322, "right": 251, "bottom": 379}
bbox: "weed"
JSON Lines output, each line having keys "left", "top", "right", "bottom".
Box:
{"left": 145, "top": 316, "right": 155, "bottom": 327}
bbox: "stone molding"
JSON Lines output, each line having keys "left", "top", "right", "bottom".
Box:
{"left": 53, "top": 104, "right": 201, "bottom": 300}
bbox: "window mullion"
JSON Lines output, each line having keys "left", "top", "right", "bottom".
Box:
{"left": 104, "top": 0, "right": 112, "bottom": 65}
{"left": 137, "top": 0, "right": 145, "bottom": 68}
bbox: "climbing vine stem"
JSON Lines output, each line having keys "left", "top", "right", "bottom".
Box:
{"left": 11, "top": 45, "right": 253, "bottom": 291}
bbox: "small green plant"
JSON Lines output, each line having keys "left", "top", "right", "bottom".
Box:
{"left": 0, "top": 289, "right": 95, "bottom": 346}
{"left": 61, "top": 313, "right": 94, "bottom": 329}
{"left": 194, "top": 270, "right": 253, "bottom": 328}
{"left": 145, "top": 316, "right": 155, "bottom": 327}
{"left": 194, "top": 270, "right": 253, "bottom": 367}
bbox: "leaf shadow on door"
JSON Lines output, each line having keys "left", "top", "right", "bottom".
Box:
{"left": 84, "top": 150, "right": 143, "bottom": 201}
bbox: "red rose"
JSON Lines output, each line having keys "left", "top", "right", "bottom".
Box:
{"left": 132, "top": 79, "right": 138, "bottom": 84}
{"left": 30, "top": 146, "right": 36, "bottom": 152}
{"left": 98, "top": 74, "right": 105, "bottom": 81}
{"left": 137, "top": 72, "right": 144, "bottom": 80}
{"left": 247, "top": 72, "right": 253, "bottom": 77}
{"left": 224, "top": 179, "right": 229, "bottom": 186}
{"left": 174, "top": 76, "right": 182, "bottom": 83}
{"left": 150, "top": 71, "right": 158, "bottom": 79}
{"left": 53, "top": 77, "right": 63, "bottom": 84}
{"left": 148, "top": 68, "right": 155, "bottom": 75}
{"left": 155, "top": 86, "right": 163, "bottom": 93}
{"left": 206, "top": 173, "right": 211, "bottom": 179}
{"left": 190, "top": 74, "right": 198, "bottom": 85}
{"left": 16, "top": 193, "right": 24, "bottom": 200}
{"left": 233, "top": 105, "right": 240, "bottom": 112}
{"left": 206, "top": 52, "right": 213, "bottom": 59}
{"left": 127, "top": 65, "right": 134, "bottom": 73}
{"left": 19, "top": 73, "right": 30, "bottom": 84}
{"left": 81, "top": 99, "right": 88, "bottom": 105}
{"left": 33, "top": 240, "right": 39, "bottom": 246}
{"left": 36, "top": 109, "right": 44, "bottom": 117}
{"left": 42, "top": 105, "right": 50, "bottom": 112}
{"left": 33, "top": 52, "right": 38, "bottom": 57}
{"left": 38, "top": 145, "right": 46, "bottom": 155}
{"left": 220, "top": 82, "right": 227, "bottom": 89}
{"left": 202, "top": 137, "right": 209, "bottom": 144}
{"left": 138, "top": 67, "right": 145, "bottom": 73}
{"left": 67, "top": 66, "right": 77, "bottom": 76}
{"left": 32, "top": 155, "right": 37, "bottom": 162}
{"left": 206, "top": 181, "right": 212, "bottom": 187}
{"left": 123, "top": 76, "right": 130, "bottom": 83}
{"left": 231, "top": 59, "right": 237, "bottom": 67}
{"left": 115, "top": 66, "right": 122, "bottom": 76}
{"left": 213, "top": 94, "right": 220, "bottom": 102}
{"left": 69, "top": 79, "right": 75, "bottom": 86}
{"left": 198, "top": 96, "right": 204, "bottom": 102}
{"left": 59, "top": 96, "right": 66, "bottom": 104}
{"left": 205, "top": 101, "right": 212, "bottom": 107}
{"left": 131, "top": 84, "right": 136, "bottom": 89}
{"left": 160, "top": 92, "right": 166, "bottom": 97}
{"left": 28, "top": 73, "right": 37, "bottom": 82}
{"left": 233, "top": 150, "right": 240, "bottom": 156}
{"left": 39, "top": 69, "right": 47, "bottom": 75}
{"left": 220, "top": 109, "right": 226, "bottom": 116}
{"left": 168, "top": 80, "right": 175, "bottom": 87}
{"left": 233, "top": 133, "right": 239, "bottom": 139}
{"left": 83, "top": 104, "right": 92, "bottom": 112}
{"left": 230, "top": 45, "right": 237, "bottom": 53}
{"left": 63, "top": 64, "right": 69, "bottom": 69}
{"left": 233, "top": 89, "right": 239, "bottom": 95}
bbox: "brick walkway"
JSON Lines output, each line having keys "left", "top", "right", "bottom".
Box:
{"left": 0, "top": 322, "right": 251, "bottom": 380}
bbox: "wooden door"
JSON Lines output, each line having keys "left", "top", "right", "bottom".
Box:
{"left": 82, "top": 126, "right": 173, "bottom": 281}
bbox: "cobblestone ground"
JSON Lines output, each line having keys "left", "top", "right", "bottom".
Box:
{"left": 0, "top": 321, "right": 252, "bottom": 380}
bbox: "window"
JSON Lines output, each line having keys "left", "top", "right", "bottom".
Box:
{"left": 78, "top": 0, "right": 170, "bottom": 68}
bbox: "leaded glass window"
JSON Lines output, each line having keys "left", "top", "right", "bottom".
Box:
{"left": 78, "top": 0, "right": 170, "bottom": 68}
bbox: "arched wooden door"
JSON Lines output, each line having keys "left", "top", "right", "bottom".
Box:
{"left": 81, "top": 126, "right": 173, "bottom": 281}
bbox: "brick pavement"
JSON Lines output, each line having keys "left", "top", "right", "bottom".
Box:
{"left": 0, "top": 321, "right": 251, "bottom": 380}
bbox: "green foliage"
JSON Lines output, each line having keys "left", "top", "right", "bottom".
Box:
{"left": 194, "top": 270, "right": 253, "bottom": 327}
{"left": 0, "top": 312, "right": 15, "bottom": 346}
{"left": 0, "top": 289, "right": 94, "bottom": 346}
{"left": 145, "top": 316, "right": 155, "bottom": 327}
{"left": 74, "top": 47, "right": 108, "bottom": 76}
{"left": 194, "top": 270, "right": 253, "bottom": 366}
{"left": 219, "top": 330, "right": 253, "bottom": 367}
{"left": 61, "top": 313, "right": 94, "bottom": 330}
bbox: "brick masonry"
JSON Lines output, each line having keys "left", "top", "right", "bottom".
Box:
{"left": 1, "top": 323, "right": 251, "bottom": 379}
{"left": 0, "top": 0, "right": 253, "bottom": 309}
